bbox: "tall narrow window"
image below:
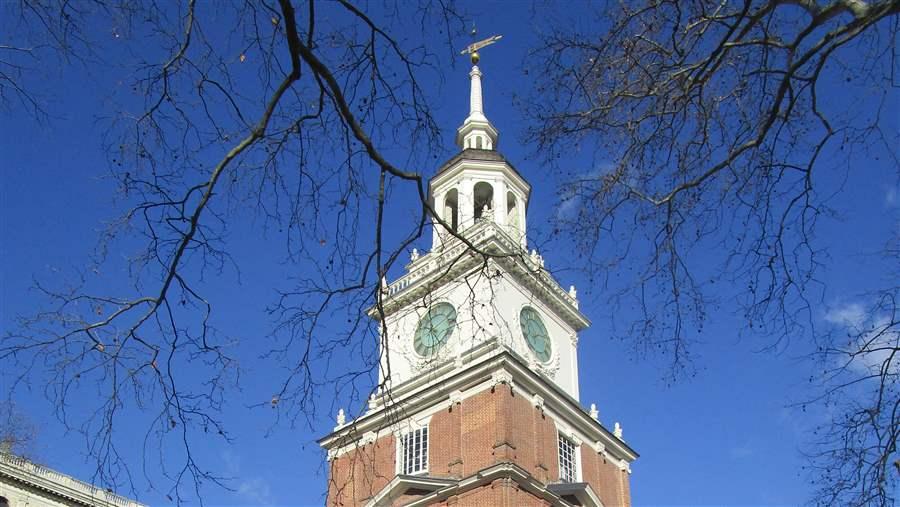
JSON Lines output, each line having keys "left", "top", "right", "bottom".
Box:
{"left": 400, "top": 427, "right": 428, "bottom": 475}
{"left": 558, "top": 433, "right": 578, "bottom": 483}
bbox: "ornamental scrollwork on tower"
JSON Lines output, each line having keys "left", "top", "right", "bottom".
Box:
{"left": 530, "top": 348, "right": 561, "bottom": 378}
{"left": 491, "top": 369, "right": 514, "bottom": 390}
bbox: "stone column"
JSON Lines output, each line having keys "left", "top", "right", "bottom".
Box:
{"left": 459, "top": 179, "right": 474, "bottom": 231}
{"left": 494, "top": 178, "right": 507, "bottom": 229}
{"left": 518, "top": 198, "right": 527, "bottom": 248}
{"left": 432, "top": 190, "right": 444, "bottom": 250}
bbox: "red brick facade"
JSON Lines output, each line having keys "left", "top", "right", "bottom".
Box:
{"left": 326, "top": 385, "right": 632, "bottom": 506}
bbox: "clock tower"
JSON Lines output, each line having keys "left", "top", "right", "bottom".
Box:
{"left": 320, "top": 46, "right": 638, "bottom": 507}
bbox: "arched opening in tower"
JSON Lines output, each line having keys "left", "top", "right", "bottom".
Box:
{"left": 443, "top": 189, "right": 459, "bottom": 232}
{"left": 473, "top": 182, "right": 494, "bottom": 220}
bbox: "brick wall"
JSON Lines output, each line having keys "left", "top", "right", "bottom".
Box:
{"left": 327, "top": 434, "right": 396, "bottom": 506}
{"left": 580, "top": 444, "right": 630, "bottom": 506}
{"left": 326, "top": 384, "right": 631, "bottom": 506}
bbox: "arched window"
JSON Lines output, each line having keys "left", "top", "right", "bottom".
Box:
{"left": 1, "top": 495, "right": 10, "bottom": 507}
{"left": 473, "top": 182, "right": 494, "bottom": 220}
{"left": 476, "top": 136, "right": 483, "bottom": 149}
{"left": 443, "top": 189, "right": 458, "bottom": 232}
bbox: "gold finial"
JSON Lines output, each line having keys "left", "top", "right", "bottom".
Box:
{"left": 461, "top": 34, "right": 503, "bottom": 65}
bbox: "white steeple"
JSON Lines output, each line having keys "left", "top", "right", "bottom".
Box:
{"left": 427, "top": 37, "right": 531, "bottom": 251}
{"left": 456, "top": 65, "right": 499, "bottom": 150}
{"left": 456, "top": 36, "right": 502, "bottom": 151}
{"left": 468, "top": 66, "right": 486, "bottom": 121}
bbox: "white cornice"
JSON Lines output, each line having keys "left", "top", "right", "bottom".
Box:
{"left": 319, "top": 339, "right": 637, "bottom": 463}
{"left": 0, "top": 454, "right": 145, "bottom": 507}
{"left": 375, "top": 221, "right": 589, "bottom": 330}
{"left": 429, "top": 158, "right": 530, "bottom": 199}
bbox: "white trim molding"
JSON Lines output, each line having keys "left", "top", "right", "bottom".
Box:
{"left": 0, "top": 454, "right": 145, "bottom": 507}
{"left": 320, "top": 339, "right": 638, "bottom": 465}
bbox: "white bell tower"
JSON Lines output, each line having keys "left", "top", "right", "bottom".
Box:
{"left": 322, "top": 38, "right": 638, "bottom": 507}
{"left": 430, "top": 58, "right": 528, "bottom": 251}
{"left": 372, "top": 48, "right": 587, "bottom": 400}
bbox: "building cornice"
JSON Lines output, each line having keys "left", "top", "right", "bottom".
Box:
{"left": 0, "top": 454, "right": 145, "bottom": 507}
{"left": 319, "top": 339, "right": 637, "bottom": 464}
{"left": 402, "top": 461, "right": 597, "bottom": 507}
{"left": 375, "top": 221, "right": 589, "bottom": 330}
{"left": 429, "top": 156, "right": 531, "bottom": 203}
{"left": 431, "top": 149, "right": 529, "bottom": 193}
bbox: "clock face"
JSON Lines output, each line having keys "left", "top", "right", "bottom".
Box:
{"left": 520, "top": 307, "right": 552, "bottom": 362}
{"left": 413, "top": 303, "right": 457, "bottom": 356}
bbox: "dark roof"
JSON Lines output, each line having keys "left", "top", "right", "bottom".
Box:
{"left": 433, "top": 148, "right": 529, "bottom": 187}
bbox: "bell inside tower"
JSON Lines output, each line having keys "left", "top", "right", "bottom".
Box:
{"left": 473, "top": 182, "right": 494, "bottom": 220}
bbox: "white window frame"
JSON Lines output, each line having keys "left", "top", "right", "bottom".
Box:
{"left": 558, "top": 432, "right": 580, "bottom": 483}
{"left": 398, "top": 426, "right": 429, "bottom": 475}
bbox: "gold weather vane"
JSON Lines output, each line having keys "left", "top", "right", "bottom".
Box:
{"left": 461, "top": 34, "right": 503, "bottom": 65}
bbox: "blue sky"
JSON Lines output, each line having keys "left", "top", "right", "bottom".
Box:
{"left": 2, "top": 1, "right": 897, "bottom": 506}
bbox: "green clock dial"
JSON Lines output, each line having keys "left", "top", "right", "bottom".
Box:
{"left": 520, "top": 307, "right": 552, "bottom": 362}
{"left": 413, "top": 303, "right": 457, "bottom": 356}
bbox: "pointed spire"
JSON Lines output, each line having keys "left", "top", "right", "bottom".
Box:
{"left": 468, "top": 66, "right": 486, "bottom": 121}
{"left": 456, "top": 35, "right": 502, "bottom": 151}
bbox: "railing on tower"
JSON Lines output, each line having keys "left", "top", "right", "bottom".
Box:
{"left": 383, "top": 220, "right": 579, "bottom": 311}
